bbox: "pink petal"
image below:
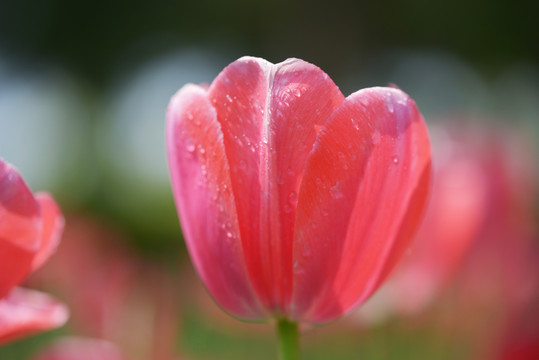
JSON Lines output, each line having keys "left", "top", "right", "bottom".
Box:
{"left": 208, "top": 57, "right": 345, "bottom": 312}
{"left": 292, "top": 87, "right": 431, "bottom": 322}
{"left": 31, "top": 193, "right": 65, "bottom": 271}
{"left": 33, "top": 337, "right": 126, "bottom": 360}
{"left": 0, "top": 160, "right": 41, "bottom": 298}
{"left": 167, "top": 84, "right": 263, "bottom": 319}
{"left": 0, "top": 287, "right": 69, "bottom": 345}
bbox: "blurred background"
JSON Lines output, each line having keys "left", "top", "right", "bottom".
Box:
{"left": 0, "top": 0, "right": 538, "bottom": 359}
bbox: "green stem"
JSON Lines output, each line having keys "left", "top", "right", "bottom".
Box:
{"left": 276, "top": 319, "right": 299, "bottom": 360}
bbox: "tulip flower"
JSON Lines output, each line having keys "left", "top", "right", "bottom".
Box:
{"left": 167, "top": 56, "right": 431, "bottom": 358}
{"left": 0, "top": 158, "right": 67, "bottom": 344}
{"left": 32, "top": 215, "right": 182, "bottom": 360}
{"left": 33, "top": 337, "right": 127, "bottom": 360}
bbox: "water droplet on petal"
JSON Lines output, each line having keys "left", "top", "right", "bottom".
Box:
{"left": 226, "top": 94, "right": 233, "bottom": 103}
{"left": 351, "top": 117, "right": 360, "bottom": 131}
{"left": 386, "top": 91, "right": 394, "bottom": 113}
{"left": 288, "top": 191, "right": 297, "bottom": 205}
{"left": 283, "top": 204, "right": 292, "bottom": 214}
{"left": 233, "top": 136, "right": 242, "bottom": 147}
{"left": 293, "top": 260, "right": 304, "bottom": 274}
{"left": 186, "top": 140, "right": 196, "bottom": 153}
{"left": 330, "top": 182, "right": 344, "bottom": 199}
{"left": 392, "top": 155, "right": 399, "bottom": 164}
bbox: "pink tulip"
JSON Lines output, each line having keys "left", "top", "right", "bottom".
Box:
{"left": 167, "top": 56, "right": 431, "bottom": 323}
{"left": 32, "top": 215, "right": 182, "bottom": 360}
{"left": 33, "top": 337, "right": 126, "bottom": 360}
{"left": 0, "top": 159, "right": 67, "bottom": 344}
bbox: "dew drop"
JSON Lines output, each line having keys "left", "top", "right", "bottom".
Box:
{"left": 359, "top": 97, "right": 369, "bottom": 107}
{"left": 226, "top": 94, "right": 233, "bottom": 103}
{"left": 288, "top": 191, "right": 298, "bottom": 205}
{"left": 330, "top": 182, "right": 344, "bottom": 199}
{"left": 186, "top": 140, "right": 196, "bottom": 153}
{"left": 293, "top": 261, "right": 304, "bottom": 274}
{"left": 187, "top": 112, "right": 194, "bottom": 120}
{"left": 235, "top": 136, "right": 243, "bottom": 147}
{"left": 226, "top": 231, "right": 233, "bottom": 239}
{"left": 198, "top": 146, "right": 206, "bottom": 155}
{"left": 351, "top": 117, "right": 360, "bottom": 131}
{"left": 386, "top": 91, "right": 395, "bottom": 113}
{"left": 283, "top": 204, "right": 292, "bottom": 214}
{"left": 392, "top": 156, "right": 399, "bottom": 164}
{"left": 397, "top": 98, "right": 407, "bottom": 106}
{"left": 293, "top": 87, "right": 302, "bottom": 98}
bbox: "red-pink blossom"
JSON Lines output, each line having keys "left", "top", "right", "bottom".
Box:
{"left": 0, "top": 158, "right": 67, "bottom": 344}
{"left": 166, "top": 57, "right": 431, "bottom": 323}
{"left": 33, "top": 337, "right": 127, "bottom": 360}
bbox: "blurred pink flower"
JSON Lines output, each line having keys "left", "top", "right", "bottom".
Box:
{"left": 0, "top": 158, "right": 67, "bottom": 344}
{"left": 33, "top": 337, "right": 126, "bottom": 360}
{"left": 166, "top": 56, "right": 431, "bottom": 323}
{"left": 354, "top": 122, "right": 538, "bottom": 341}
{"left": 360, "top": 124, "right": 490, "bottom": 318}
{"left": 34, "top": 215, "right": 181, "bottom": 360}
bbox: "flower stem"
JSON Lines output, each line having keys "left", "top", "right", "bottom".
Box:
{"left": 276, "top": 319, "right": 299, "bottom": 360}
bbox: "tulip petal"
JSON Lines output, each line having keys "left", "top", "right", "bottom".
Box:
{"left": 292, "top": 87, "right": 431, "bottom": 322}
{"left": 31, "top": 193, "right": 65, "bottom": 271}
{"left": 208, "top": 57, "right": 345, "bottom": 313}
{"left": 0, "top": 287, "right": 69, "bottom": 345}
{"left": 167, "top": 84, "right": 263, "bottom": 319}
{"left": 0, "top": 160, "right": 41, "bottom": 298}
